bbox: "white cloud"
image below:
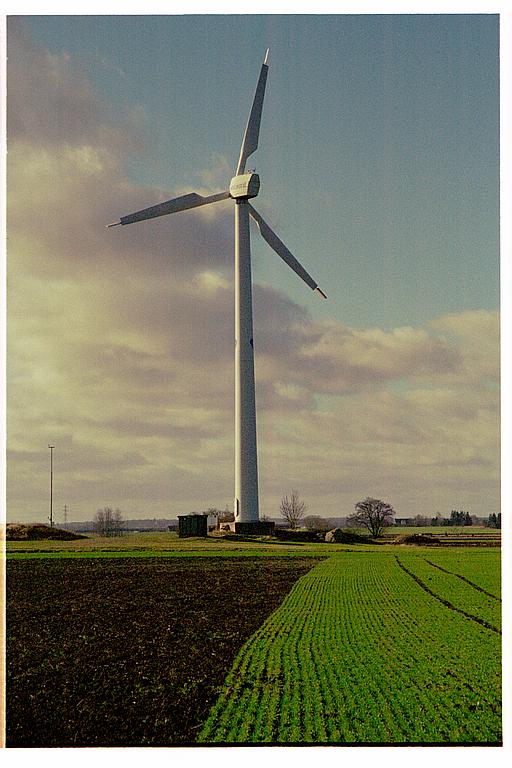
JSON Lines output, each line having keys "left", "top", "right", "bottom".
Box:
{"left": 6, "top": 19, "right": 500, "bottom": 522}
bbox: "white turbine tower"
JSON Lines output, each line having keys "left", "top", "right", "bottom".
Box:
{"left": 108, "top": 50, "right": 326, "bottom": 533}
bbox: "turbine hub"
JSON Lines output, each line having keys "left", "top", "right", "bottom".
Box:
{"left": 229, "top": 172, "right": 260, "bottom": 200}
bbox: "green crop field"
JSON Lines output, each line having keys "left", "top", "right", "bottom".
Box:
{"left": 198, "top": 550, "right": 501, "bottom": 744}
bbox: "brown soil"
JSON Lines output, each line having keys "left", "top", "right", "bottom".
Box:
{"left": 6, "top": 556, "right": 317, "bottom": 747}
{"left": 6, "top": 523, "right": 88, "bottom": 541}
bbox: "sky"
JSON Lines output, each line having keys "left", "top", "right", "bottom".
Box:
{"left": 4, "top": 9, "right": 502, "bottom": 523}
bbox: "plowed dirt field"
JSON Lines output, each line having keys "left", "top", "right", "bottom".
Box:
{"left": 6, "top": 556, "right": 317, "bottom": 747}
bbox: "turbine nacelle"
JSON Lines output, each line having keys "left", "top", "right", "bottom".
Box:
{"left": 229, "top": 172, "right": 260, "bottom": 200}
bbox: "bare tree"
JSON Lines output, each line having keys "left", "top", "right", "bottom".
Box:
{"left": 94, "top": 507, "right": 124, "bottom": 537}
{"left": 94, "top": 508, "right": 105, "bottom": 536}
{"left": 303, "top": 515, "right": 329, "bottom": 531}
{"left": 218, "top": 505, "right": 234, "bottom": 523}
{"left": 347, "top": 497, "right": 395, "bottom": 538}
{"left": 413, "top": 514, "right": 430, "bottom": 527}
{"left": 280, "top": 490, "right": 307, "bottom": 530}
{"left": 111, "top": 508, "right": 123, "bottom": 536}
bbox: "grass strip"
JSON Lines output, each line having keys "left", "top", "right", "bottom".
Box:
{"left": 6, "top": 549, "right": 326, "bottom": 560}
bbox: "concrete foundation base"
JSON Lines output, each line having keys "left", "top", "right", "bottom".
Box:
{"left": 234, "top": 520, "right": 275, "bottom": 536}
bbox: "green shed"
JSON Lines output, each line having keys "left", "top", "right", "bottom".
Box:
{"left": 178, "top": 514, "right": 208, "bottom": 538}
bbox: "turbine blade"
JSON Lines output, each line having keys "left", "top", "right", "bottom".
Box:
{"left": 236, "top": 50, "right": 270, "bottom": 175}
{"left": 248, "top": 204, "right": 326, "bottom": 298}
{"left": 107, "top": 190, "right": 230, "bottom": 227}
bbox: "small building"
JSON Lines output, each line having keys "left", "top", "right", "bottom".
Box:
{"left": 178, "top": 514, "right": 208, "bottom": 538}
{"left": 394, "top": 518, "right": 415, "bottom": 527}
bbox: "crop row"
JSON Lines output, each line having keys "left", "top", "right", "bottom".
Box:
{"left": 418, "top": 550, "right": 501, "bottom": 597}
{"left": 198, "top": 552, "right": 501, "bottom": 744}
{"left": 395, "top": 554, "right": 500, "bottom": 632}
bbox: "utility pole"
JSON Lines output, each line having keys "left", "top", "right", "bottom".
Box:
{"left": 63, "top": 504, "right": 68, "bottom": 529}
{"left": 48, "top": 444, "right": 55, "bottom": 528}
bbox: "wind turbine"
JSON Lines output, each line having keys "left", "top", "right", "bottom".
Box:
{"left": 108, "top": 50, "right": 326, "bottom": 532}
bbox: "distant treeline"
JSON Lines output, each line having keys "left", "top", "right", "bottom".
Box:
{"left": 431, "top": 510, "right": 501, "bottom": 528}
{"left": 48, "top": 511, "right": 500, "bottom": 533}
{"left": 64, "top": 518, "right": 178, "bottom": 533}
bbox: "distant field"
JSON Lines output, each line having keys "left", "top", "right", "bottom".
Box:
{"left": 384, "top": 525, "right": 500, "bottom": 536}
{"left": 5, "top": 532, "right": 330, "bottom": 559}
{"left": 5, "top": 526, "right": 500, "bottom": 560}
{"left": 5, "top": 530, "right": 389, "bottom": 560}
{"left": 199, "top": 550, "right": 501, "bottom": 744}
